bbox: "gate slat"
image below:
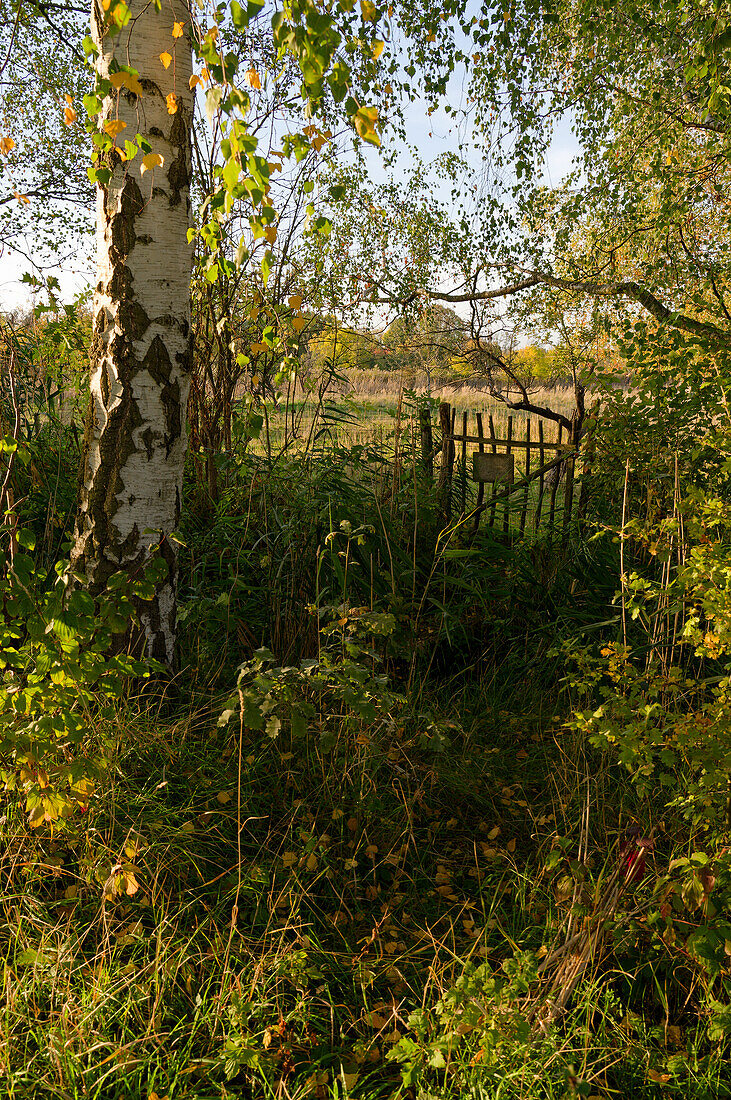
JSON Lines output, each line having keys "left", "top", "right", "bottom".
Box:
{"left": 520, "top": 419, "right": 531, "bottom": 536}
{"left": 488, "top": 414, "right": 497, "bottom": 527}
{"left": 548, "top": 422, "right": 563, "bottom": 534}
{"left": 472, "top": 412, "right": 485, "bottom": 535}
{"left": 461, "top": 410, "right": 468, "bottom": 517}
{"left": 503, "top": 415, "right": 513, "bottom": 535}
{"left": 534, "top": 420, "right": 545, "bottom": 531}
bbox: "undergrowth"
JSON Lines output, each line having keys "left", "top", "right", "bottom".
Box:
{"left": 3, "top": 361, "right": 731, "bottom": 1099}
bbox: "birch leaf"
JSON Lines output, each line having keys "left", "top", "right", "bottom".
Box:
{"left": 104, "top": 118, "right": 126, "bottom": 138}
{"left": 140, "top": 152, "right": 164, "bottom": 173}
{"left": 159, "top": 51, "right": 173, "bottom": 69}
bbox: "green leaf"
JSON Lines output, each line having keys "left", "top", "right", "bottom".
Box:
{"left": 83, "top": 94, "right": 102, "bottom": 117}
{"left": 16, "top": 529, "right": 35, "bottom": 551}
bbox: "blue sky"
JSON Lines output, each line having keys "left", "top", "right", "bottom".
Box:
{"left": 0, "top": 67, "right": 581, "bottom": 313}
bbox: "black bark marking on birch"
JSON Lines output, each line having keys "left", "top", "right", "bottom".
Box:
{"left": 167, "top": 112, "right": 190, "bottom": 207}
{"left": 100, "top": 363, "right": 110, "bottom": 406}
{"left": 141, "top": 426, "right": 154, "bottom": 460}
{"left": 175, "top": 334, "right": 193, "bottom": 375}
{"left": 142, "top": 335, "right": 182, "bottom": 453}
{"left": 110, "top": 175, "right": 143, "bottom": 264}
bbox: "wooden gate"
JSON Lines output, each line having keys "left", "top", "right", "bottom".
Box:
{"left": 435, "top": 401, "right": 585, "bottom": 539}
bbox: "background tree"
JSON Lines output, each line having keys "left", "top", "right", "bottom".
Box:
{"left": 0, "top": 1, "right": 91, "bottom": 269}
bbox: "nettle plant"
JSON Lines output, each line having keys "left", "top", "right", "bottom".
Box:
{"left": 0, "top": 502, "right": 158, "bottom": 828}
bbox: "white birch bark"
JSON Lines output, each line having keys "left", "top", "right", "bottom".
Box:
{"left": 73, "top": 0, "right": 194, "bottom": 666}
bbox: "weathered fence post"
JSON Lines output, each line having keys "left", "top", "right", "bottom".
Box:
{"left": 548, "top": 422, "right": 563, "bottom": 536}
{"left": 562, "top": 416, "right": 578, "bottom": 543}
{"left": 577, "top": 407, "right": 598, "bottom": 523}
{"left": 437, "top": 402, "right": 454, "bottom": 522}
{"left": 471, "top": 412, "right": 486, "bottom": 537}
{"left": 418, "top": 403, "right": 433, "bottom": 479}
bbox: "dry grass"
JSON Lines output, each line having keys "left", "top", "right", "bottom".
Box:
{"left": 257, "top": 371, "right": 581, "bottom": 455}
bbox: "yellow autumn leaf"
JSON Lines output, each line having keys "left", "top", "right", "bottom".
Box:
{"left": 110, "top": 70, "right": 144, "bottom": 95}
{"left": 0, "top": 135, "right": 16, "bottom": 155}
{"left": 282, "top": 851, "right": 298, "bottom": 867}
{"left": 264, "top": 226, "right": 277, "bottom": 244}
{"left": 140, "top": 152, "right": 164, "bottom": 173}
{"left": 244, "top": 68, "right": 261, "bottom": 89}
{"left": 64, "top": 884, "right": 78, "bottom": 900}
{"left": 306, "top": 851, "right": 318, "bottom": 872}
{"left": 200, "top": 67, "right": 211, "bottom": 83}
{"left": 189, "top": 74, "right": 200, "bottom": 90}
{"left": 14, "top": 191, "right": 30, "bottom": 204}
{"left": 172, "top": 20, "right": 185, "bottom": 36}
{"left": 353, "top": 105, "right": 380, "bottom": 145}
{"left": 506, "top": 838, "right": 516, "bottom": 852}
{"left": 28, "top": 803, "right": 46, "bottom": 828}
{"left": 372, "top": 39, "right": 385, "bottom": 58}
{"left": 166, "top": 92, "right": 179, "bottom": 114}
{"left": 124, "top": 871, "right": 139, "bottom": 896}
{"left": 159, "top": 51, "right": 173, "bottom": 69}
{"left": 216, "top": 790, "right": 232, "bottom": 804}
{"left": 361, "top": 0, "right": 376, "bottom": 20}
{"left": 487, "top": 825, "right": 500, "bottom": 839}
{"left": 64, "top": 107, "right": 77, "bottom": 125}
{"left": 288, "top": 294, "right": 302, "bottom": 309}
{"left": 104, "top": 118, "right": 127, "bottom": 138}
{"left": 292, "top": 315, "right": 307, "bottom": 333}
{"left": 65, "top": 93, "right": 73, "bottom": 106}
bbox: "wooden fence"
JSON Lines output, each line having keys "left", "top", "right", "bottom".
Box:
{"left": 431, "top": 401, "right": 588, "bottom": 540}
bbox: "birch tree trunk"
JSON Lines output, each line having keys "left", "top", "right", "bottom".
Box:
{"left": 73, "top": 0, "right": 194, "bottom": 666}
